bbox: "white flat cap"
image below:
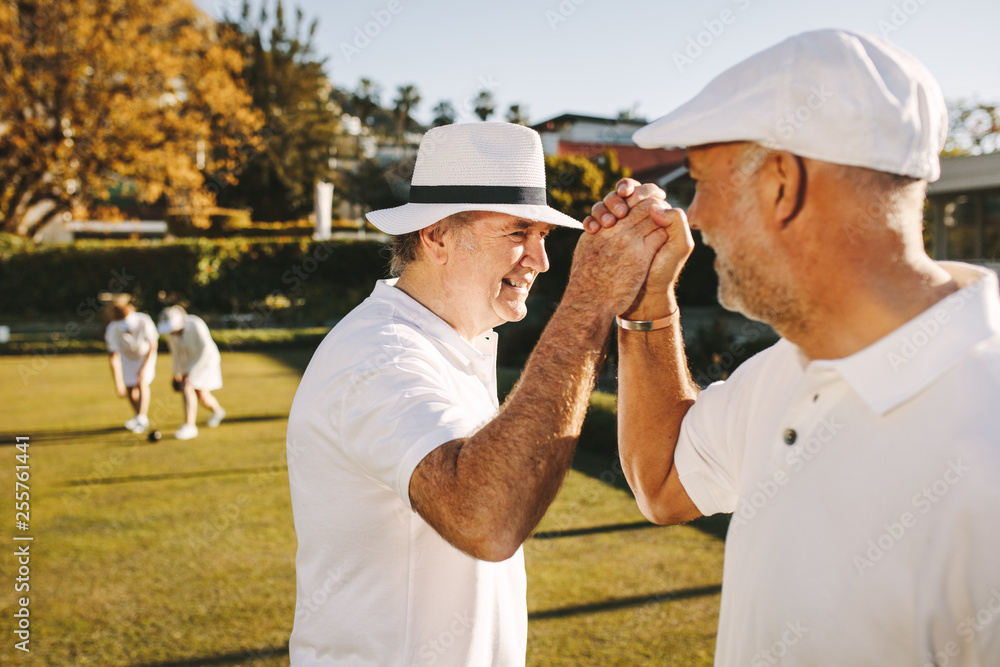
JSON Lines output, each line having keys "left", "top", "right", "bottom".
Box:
{"left": 633, "top": 29, "right": 948, "bottom": 181}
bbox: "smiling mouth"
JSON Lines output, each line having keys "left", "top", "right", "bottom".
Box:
{"left": 502, "top": 278, "right": 530, "bottom": 291}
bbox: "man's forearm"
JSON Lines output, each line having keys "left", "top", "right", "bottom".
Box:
{"left": 617, "top": 296, "right": 700, "bottom": 524}
{"left": 411, "top": 299, "right": 612, "bottom": 561}
{"left": 474, "top": 300, "right": 611, "bottom": 545}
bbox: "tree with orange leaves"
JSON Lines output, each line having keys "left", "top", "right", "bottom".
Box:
{"left": 0, "top": 0, "right": 264, "bottom": 237}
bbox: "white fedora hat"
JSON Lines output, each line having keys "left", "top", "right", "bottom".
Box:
{"left": 365, "top": 122, "right": 583, "bottom": 234}
{"left": 633, "top": 29, "right": 947, "bottom": 181}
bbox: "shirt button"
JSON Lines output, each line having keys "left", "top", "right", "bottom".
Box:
{"left": 783, "top": 429, "right": 797, "bottom": 445}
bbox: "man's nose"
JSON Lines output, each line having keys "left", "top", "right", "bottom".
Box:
{"left": 687, "top": 196, "right": 701, "bottom": 231}
{"left": 522, "top": 235, "right": 550, "bottom": 274}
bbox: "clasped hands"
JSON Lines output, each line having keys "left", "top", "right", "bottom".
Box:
{"left": 571, "top": 178, "right": 695, "bottom": 321}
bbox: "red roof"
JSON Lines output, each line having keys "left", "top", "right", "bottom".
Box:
{"left": 557, "top": 140, "right": 685, "bottom": 174}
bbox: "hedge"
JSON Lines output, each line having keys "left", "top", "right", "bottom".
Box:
{"left": 0, "top": 327, "right": 331, "bottom": 356}
{"left": 0, "top": 226, "right": 727, "bottom": 371}
{"left": 0, "top": 235, "right": 389, "bottom": 326}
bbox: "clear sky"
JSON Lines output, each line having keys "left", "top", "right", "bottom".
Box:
{"left": 198, "top": 0, "right": 1000, "bottom": 127}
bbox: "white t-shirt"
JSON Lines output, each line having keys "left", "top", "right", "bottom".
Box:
{"left": 675, "top": 262, "right": 1000, "bottom": 666}
{"left": 164, "top": 314, "right": 222, "bottom": 391}
{"left": 105, "top": 311, "right": 158, "bottom": 386}
{"left": 286, "top": 280, "right": 527, "bottom": 667}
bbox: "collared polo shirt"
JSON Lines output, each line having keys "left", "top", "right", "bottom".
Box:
{"left": 104, "top": 311, "right": 158, "bottom": 386}
{"left": 286, "top": 280, "right": 527, "bottom": 667}
{"left": 675, "top": 263, "right": 1000, "bottom": 666}
{"left": 164, "top": 314, "right": 222, "bottom": 391}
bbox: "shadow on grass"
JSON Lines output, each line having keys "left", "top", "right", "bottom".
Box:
{"left": 529, "top": 583, "right": 723, "bottom": 621}
{"left": 533, "top": 521, "right": 654, "bottom": 540}
{"left": 571, "top": 449, "right": 732, "bottom": 542}
{"left": 60, "top": 463, "right": 286, "bottom": 487}
{"left": 0, "top": 426, "right": 123, "bottom": 444}
{"left": 208, "top": 413, "right": 289, "bottom": 425}
{"left": 0, "top": 414, "right": 288, "bottom": 446}
{"left": 125, "top": 586, "right": 724, "bottom": 664}
{"left": 130, "top": 645, "right": 289, "bottom": 667}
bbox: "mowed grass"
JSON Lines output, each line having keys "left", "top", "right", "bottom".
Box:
{"left": 0, "top": 352, "right": 723, "bottom": 666}
{"left": 0, "top": 350, "right": 308, "bottom": 666}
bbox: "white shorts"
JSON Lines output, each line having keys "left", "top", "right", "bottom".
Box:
{"left": 122, "top": 353, "right": 156, "bottom": 387}
{"left": 186, "top": 356, "right": 223, "bottom": 392}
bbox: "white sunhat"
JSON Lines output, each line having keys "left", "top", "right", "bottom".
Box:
{"left": 633, "top": 28, "right": 948, "bottom": 181}
{"left": 365, "top": 122, "right": 583, "bottom": 234}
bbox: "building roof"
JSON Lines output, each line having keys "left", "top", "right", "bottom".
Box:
{"left": 530, "top": 112, "right": 684, "bottom": 178}
{"left": 530, "top": 113, "right": 648, "bottom": 133}
{"left": 928, "top": 152, "right": 1000, "bottom": 195}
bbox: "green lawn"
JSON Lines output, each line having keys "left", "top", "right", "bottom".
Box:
{"left": 0, "top": 352, "right": 723, "bottom": 665}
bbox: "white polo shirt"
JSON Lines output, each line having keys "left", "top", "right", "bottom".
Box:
{"left": 676, "top": 262, "right": 1000, "bottom": 666}
{"left": 164, "top": 314, "right": 223, "bottom": 391}
{"left": 286, "top": 280, "right": 527, "bottom": 667}
{"left": 105, "top": 311, "right": 158, "bottom": 386}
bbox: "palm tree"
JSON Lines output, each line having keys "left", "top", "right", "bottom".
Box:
{"left": 505, "top": 103, "right": 528, "bottom": 125}
{"left": 432, "top": 100, "right": 456, "bottom": 127}
{"left": 474, "top": 90, "right": 495, "bottom": 122}
{"left": 353, "top": 78, "right": 381, "bottom": 130}
{"left": 393, "top": 84, "right": 421, "bottom": 139}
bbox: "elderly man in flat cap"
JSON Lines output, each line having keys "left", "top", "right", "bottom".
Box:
{"left": 285, "top": 122, "right": 668, "bottom": 666}
{"left": 590, "top": 28, "right": 1000, "bottom": 665}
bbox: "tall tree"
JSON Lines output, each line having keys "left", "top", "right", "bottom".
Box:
{"left": 432, "top": 100, "right": 456, "bottom": 127}
{"left": 392, "top": 84, "right": 421, "bottom": 139}
{"left": 0, "top": 0, "right": 264, "bottom": 236}
{"left": 353, "top": 78, "right": 381, "bottom": 129}
{"left": 215, "top": 0, "right": 342, "bottom": 221}
{"left": 474, "top": 90, "right": 495, "bottom": 122}
{"left": 505, "top": 104, "right": 529, "bottom": 125}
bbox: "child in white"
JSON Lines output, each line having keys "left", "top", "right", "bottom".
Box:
{"left": 157, "top": 306, "right": 225, "bottom": 440}
{"left": 104, "top": 295, "right": 158, "bottom": 433}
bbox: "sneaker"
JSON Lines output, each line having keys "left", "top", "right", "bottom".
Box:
{"left": 174, "top": 424, "right": 199, "bottom": 440}
{"left": 207, "top": 409, "right": 227, "bottom": 428}
{"left": 126, "top": 415, "right": 149, "bottom": 434}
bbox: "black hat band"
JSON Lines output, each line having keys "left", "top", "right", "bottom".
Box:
{"left": 408, "top": 185, "right": 547, "bottom": 206}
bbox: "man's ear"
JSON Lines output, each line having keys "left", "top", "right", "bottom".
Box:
{"left": 758, "top": 150, "right": 807, "bottom": 229}
{"left": 419, "top": 222, "right": 450, "bottom": 265}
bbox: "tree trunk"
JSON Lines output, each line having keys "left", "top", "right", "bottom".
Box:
{"left": 25, "top": 196, "right": 69, "bottom": 238}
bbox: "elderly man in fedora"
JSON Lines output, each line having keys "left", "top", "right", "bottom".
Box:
{"left": 587, "top": 29, "right": 1000, "bottom": 665}
{"left": 286, "top": 122, "right": 669, "bottom": 666}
